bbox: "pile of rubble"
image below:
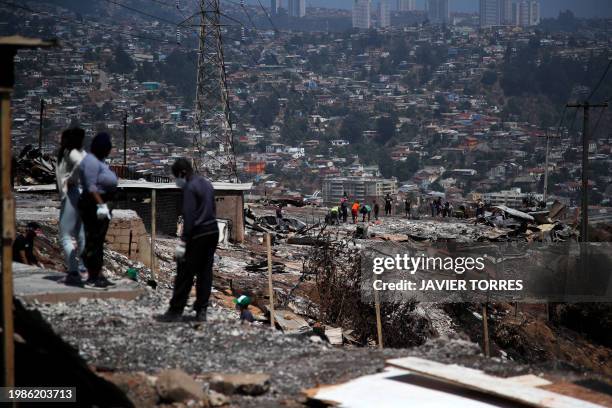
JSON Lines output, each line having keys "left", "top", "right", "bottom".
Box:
{"left": 32, "top": 289, "right": 533, "bottom": 407}
{"left": 14, "top": 144, "right": 56, "bottom": 185}
{"left": 13, "top": 196, "right": 611, "bottom": 406}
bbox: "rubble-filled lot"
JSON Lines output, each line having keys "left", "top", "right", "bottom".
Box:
{"left": 32, "top": 290, "right": 527, "bottom": 407}
{"left": 14, "top": 196, "right": 612, "bottom": 406}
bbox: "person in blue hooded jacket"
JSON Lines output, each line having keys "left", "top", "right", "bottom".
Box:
{"left": 79, "top": 132, "right": 118, "bottom": 289}
{"left": 159, "top": 158, "right": 219, "bottom": 322}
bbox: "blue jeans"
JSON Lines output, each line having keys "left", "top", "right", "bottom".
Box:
{"left": 59, "top": 188, "right": 85, "bottom": 274}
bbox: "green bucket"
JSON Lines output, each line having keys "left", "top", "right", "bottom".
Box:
{"left": 126, "top": 268, "right": 138, "bottom": 281}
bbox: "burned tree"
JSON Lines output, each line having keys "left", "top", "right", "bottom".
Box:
{"left": 304, "top": 229, "right": 435, "bottom": 348}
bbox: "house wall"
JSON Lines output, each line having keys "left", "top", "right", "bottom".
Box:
{"left": 114, "top": 187, "right": 245, "bottom": 242}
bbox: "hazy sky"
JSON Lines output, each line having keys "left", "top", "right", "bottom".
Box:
{"left": 283, "top": 0, "right": 612, "bottom": 18}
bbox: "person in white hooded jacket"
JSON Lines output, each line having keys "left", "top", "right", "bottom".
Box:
{"left": 56, "top": 127, "right": 87, "bottom": 286}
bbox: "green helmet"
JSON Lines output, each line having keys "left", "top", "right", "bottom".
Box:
{"left": 233, "top": 295, "right": 251, "bottom": 307}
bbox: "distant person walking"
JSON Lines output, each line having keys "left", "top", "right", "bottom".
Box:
{"left": 360, "top": 203, "right": 369, "bottom": 222}
{"left": 384, "top": 193, "right": 393, "bottom": 216}
{"left": 404, "top": 198, "right": 411, "bottom": 218}
{"left": 56, "top": 127, "right": 86, "bottom": 286}
{"left": 275, "top": 204, "right": 283, "bottom": 227}
{"left": 79, "top": 132, "right": 118, "bottom": 289}
{"left": 373, "top": 200, "right": 380, "bottom": 220}
{"left": 351, "top": 201, "right": 360, "bottom": 224}
{"left": 340, "top": 199, "right": 348, "bottom": 223}
{"left": 161, "top": 158, "right": 219, "bottom": 322}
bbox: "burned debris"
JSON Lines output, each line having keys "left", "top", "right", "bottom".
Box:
{"left": 8, "top": 191, "right": 611, "bottom": 407}
{"left": 14, "top": 144, "right": 56, "bottom": 185}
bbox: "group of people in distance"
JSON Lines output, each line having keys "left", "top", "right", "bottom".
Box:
{"left": 327, "top": 192, "right": 412, "bottom": 225}
{"left": 429, "top": 197, "right": 455, "bottom": 218}
{"left": 14, "top": 127, "right": 220, "bottom": 322}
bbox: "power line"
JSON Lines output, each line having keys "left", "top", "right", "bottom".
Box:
{"left": 101, "top": 0, "right": 183, "bottom": 26}
{"left": 255, "top": 0, "right": 279, "bottom": 33}
{"left": 0, "top": 0, "right": 176, "bottom": 44}
{"left": 590, "top": 104, "right": 608, "bottom": 138}
{"left": 587, "top": 58, "right": 612, "bottom": 102}
{"left": 146, "top": 0, "right": 176, "bottom": 7}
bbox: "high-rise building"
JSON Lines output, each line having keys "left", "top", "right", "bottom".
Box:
{"left": 479, "top": 0, "right": 539, "bottom": 27}
{"left": 288, "top": 0, "right": 306, "bottom": 17}
{"left": 353, "top": 0, "right": 371, "bottom": 29}
{"left": 379, "top": 0, "right": 390, "bottom": 27}
{"left": 427, "top": 0, "right": 449, "bottom": 25}
{"left": 500, "top": 0, "right": 514, "bottom": 25}
{"left": 271, "top": 0, "right": 284, "bottom": 16}
{"left": 517, "top": 0, "right": 539, "bottom": 26}
{"left": 528, "top": 0, "right": 540, "bottom": 26}
{"left": 479, "top": 0, "right": 500, "bottom": 27}
{"left": 396, "top": 0, "right": 416, "bottom": 11}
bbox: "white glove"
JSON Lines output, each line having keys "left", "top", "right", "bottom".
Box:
{"left": 96, "top": 203, "right": 111, "bottom": 220}
{"left": 175, "top": 243, "right": 186, "bottom": 261}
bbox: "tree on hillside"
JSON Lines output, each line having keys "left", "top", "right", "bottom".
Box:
{"left": 481, "top": 70, "right": 498, "bottom": 86}
{"left": 339, "top": 111, "right": 369, "bottom": 144}
{"left": 109, "top": 46, "right": 134, "bottom": 74}
{"left": 251, "top": 96, "right": 279, "bottom": 129}
{"left": 376, "top": 115, "right": 397, "bottom": 145}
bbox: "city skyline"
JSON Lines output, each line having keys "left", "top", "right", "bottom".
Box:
{"left": 480, "top": 0, "right": 539, "bottom": 27}
{"left": 285, "top": 0, "right": 612, "bottom": 18}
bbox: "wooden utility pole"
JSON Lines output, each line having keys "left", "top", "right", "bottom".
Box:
{"left": 123, "top": 111, "right": 127, "bottom": 166}
{"left": 266, "top": 233, "right": 275, "bottom": 329}
{"left": 150, "top": 189, "right": 157, "bottom": 281}
{"left": 482, "top": 303, "right": 490, "bottom": 358}
{"left": 38, "top": 98, "right": 45, "bottom": 150}
{"left": 543, "top": 129, "right": 550, "bottom": 204}
{"left": 566, "top": 101, "right": 608, "bottom": 242}
{"left": 0, "top": 35, "right": 57, "bottom": 389}
{"left": 542, "top": 129, "right": 561, "bottom": 205}
{"left": 374, "top": 286, "right": 383, "bottom": 349}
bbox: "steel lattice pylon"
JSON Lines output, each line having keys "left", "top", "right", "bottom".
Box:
{"left": 194, "top": 0, "right": 237, "bottom": 181}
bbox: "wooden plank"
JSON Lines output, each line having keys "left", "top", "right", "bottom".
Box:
{"left": 543, "top": 382, "right": 612, "bottom": 408}
{"left": 507, "top": 374, "right": 552, "bottom": 388}
{"left": 324, "top": 326, "right": 343, "bottom": 346}
{"left": 1, "top": 87, "right": 15, "bottom": 388}
{"left": 272, "top": 310, "right": 309, "bottom": 334}
{"left": 386, "top": 357, "right": 602, "bottom": 408}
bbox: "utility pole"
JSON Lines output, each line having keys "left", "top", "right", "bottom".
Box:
{"left": 542, "top": 128, "right": 560, "bottom": 205}
{"left": 194, "top": 0, "right": 237, "bottom": 181}
{"left": 0, "top": 35, "right": 57, "bottom": 389}
{"left": 566, "top": 101, "right": 608, "bottom": 242}
{"left": 543, "top": 129, "right": 550, "bottom": 204}
{"left": 123, "top": 111, "right": 127, "bottom": 167}
{"left": 38, "top": 98, "right": 44, "bottom": 150}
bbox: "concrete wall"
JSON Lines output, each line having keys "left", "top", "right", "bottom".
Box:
{"left": 114, "top": 187, "right": 245, "bottom": 243}
{"left": 105, "top": 210, "right": 147, "bottom": 255}
{"left": 104, "top": 210, "right": 158, "bottom": 270}
{"left": 215, "top": 190, "right": 245, "bottom": 243}
{"left": 114, "top": 189, "right": 182, "bottom": 236}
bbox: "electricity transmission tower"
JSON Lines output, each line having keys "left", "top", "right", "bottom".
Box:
{"left": 194, "top": 0, "right": 237, "bottom": 181}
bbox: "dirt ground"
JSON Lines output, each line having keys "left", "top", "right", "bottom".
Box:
{"left": 15, "top": 195, "right": 612, "bottom": 406}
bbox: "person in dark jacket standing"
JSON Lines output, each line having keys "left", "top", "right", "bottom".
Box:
{"left": 161, "top": 158, "right": 219, "bottom": 322}
{"left": 384, "top": 193, "right": 393, "bottom": 216}
{"left": 79, "top": 132, "right": 117, "bottom": 289}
